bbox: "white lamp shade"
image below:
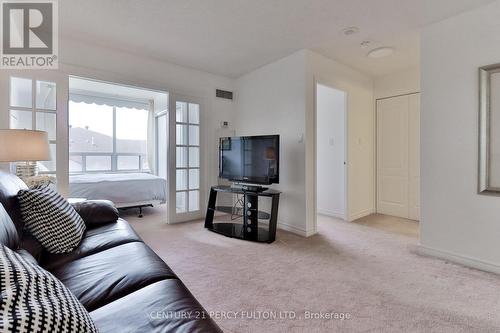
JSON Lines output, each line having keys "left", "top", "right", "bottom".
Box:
{"left": 0, "top": 129, "right": 51, "bottom": 162}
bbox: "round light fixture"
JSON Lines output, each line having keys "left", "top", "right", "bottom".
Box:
{"left": 367, "top": 47, "right": 394, "bottom": 58}
{"left": 342, "top": 26, "right": 359, "bottom": 36}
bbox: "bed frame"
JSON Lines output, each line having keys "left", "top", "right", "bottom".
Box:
{"left": 118, "top": 204, "right": 153, "bottom": 218}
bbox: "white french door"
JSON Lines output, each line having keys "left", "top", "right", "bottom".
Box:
{"left": 169, "top": 96, "right": 204, "bottom": 223}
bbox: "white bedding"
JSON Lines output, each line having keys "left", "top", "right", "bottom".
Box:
{"left": 69, "top": 173, "right": 167, "bottom": 208}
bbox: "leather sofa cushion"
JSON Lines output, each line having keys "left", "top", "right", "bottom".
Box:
{"left": 19, "top": 232, "right": 43, "bottom": 262}
{"left": 0, "top": 172, "right": 44, "bottom": 260}
{"left": 0, "top": 203, "right": 19, "bottom": 249}
{"left": 72, "top": 200, "right": 119, "bottom": 227}
{"left": 41, "top": 218, "right": 141, "bottom": 270}
{"left": 0, "top": 171, "right": 27, "bottom": 234}
{"left": 49, "top": 242, "right": 177, "bottom": 311}
{"left": 15, "top": 248, "right": 38, "bottom": 265}
{"left": 91, "top": 280, "right": 222, "bottom": 333}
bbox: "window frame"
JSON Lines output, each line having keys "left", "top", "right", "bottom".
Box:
{"left": 9, "top": 76, "right": 57, "bottom": 175}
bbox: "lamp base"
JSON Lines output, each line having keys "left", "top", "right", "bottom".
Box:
{"left": 16, "top": 162, "right": 38, "bottom": 179}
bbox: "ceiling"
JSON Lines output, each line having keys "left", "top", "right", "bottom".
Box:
{"left": 59, "top": 0, "right": 495, "bottom": 78}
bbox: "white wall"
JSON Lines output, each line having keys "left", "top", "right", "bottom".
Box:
{"left": 234, "top": 50, "right": 308, "bottom": 236}
{"left": 305, "top": 50, "right": 375, "bottom": 227}
{"left": 374, "top": 66, "right": 420, "bottom": 99}
{"left": 420, "top": 0, "right": 500, "bottom": 272}
{"left": 316, "top": 84, "right": 346, "bottom": 218}
{"left": 0, "top": 38, "right": 235, "bottom": 202}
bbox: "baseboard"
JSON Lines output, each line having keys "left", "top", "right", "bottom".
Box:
{"left": 277, "top": 220, "right": 316, "bottom": 237}
{"left": 417, "top": 244, "right": 500, "bottom": 275}
{"left": 348, "top": 208, "right": 375, "bottom": 222}
{"left": 317, "top": 208, "right": 345, "bottom": 220}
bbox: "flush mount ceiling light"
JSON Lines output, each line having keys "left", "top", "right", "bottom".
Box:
{"left": 367, "top": 47, "right": 394, "bottom": 58}
{"left": 342, "top": 26, "right": 359, "bottom": 36}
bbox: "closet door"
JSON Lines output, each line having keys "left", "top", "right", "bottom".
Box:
{"left": 377, "top": 96, "right": 409, "bottom": 218}
{"left": 408, "top": 94, "right": 420, "bottom": 220}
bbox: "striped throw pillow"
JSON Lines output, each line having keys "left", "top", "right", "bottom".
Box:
{"left": 0, "top": 243, "right": 98, "bottom": 332}
{"left": 18, "top": 187, "right": 85, "bottom": 254}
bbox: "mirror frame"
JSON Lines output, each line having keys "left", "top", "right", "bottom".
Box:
{"left": 479, "top": 63, "right": 500, "bottom": 194}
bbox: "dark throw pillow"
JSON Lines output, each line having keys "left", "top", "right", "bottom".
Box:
{"left": 0, "top": 244, "right": 98, "bottom": 333}
{"left": 71, "top": 200, "right": 119, "bottom": 227}
{"left": 18, "top": 187, "right": 85, "bottom": 254}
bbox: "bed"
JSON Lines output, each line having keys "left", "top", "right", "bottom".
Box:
{"left": 69, "top": 173, "right": 167, "bottom": 217}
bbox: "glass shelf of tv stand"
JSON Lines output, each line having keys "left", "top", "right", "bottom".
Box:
{"left": 209, "top": 222, "right": 272, "bottom": 243}
{"left": 215, "top": 205, "right": 271, "bottom": 220}
{"left": 210, "top": 206, "right": 272, "bottom": 242}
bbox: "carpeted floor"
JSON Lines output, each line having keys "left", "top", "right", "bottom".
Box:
{"left": 123, "top": 207, "right": 500, "bottom": 333}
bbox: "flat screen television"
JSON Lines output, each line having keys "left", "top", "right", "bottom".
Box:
{"left": 219, "top": 135, "right": 279, "bottom": 185}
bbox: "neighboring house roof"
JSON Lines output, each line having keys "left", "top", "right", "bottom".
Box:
{"left": 69, "top": 127, "right": 147, "bottom": 154}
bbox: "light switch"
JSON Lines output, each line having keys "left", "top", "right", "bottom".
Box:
{"left": 329, "top": 138, "right": 334, "bottom": 146}
{"left": 298, "top": 133, "right": 304, "bottom": 143}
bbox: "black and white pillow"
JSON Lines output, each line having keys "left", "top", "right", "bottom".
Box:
{"left": 0, "top": 244, "right": 98, "bottom": 333}
{"left": 18, "top": 186, "right": 85, "bottom": 254}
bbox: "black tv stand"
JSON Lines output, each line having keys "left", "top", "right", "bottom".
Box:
{"left": 205, "top": 185, "right": 281, "bottom": 243}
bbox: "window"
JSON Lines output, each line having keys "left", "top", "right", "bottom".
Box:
{"left": 69, "top": 101, "right": 150, "bottom": 173}
{"left": 115, "top": 106, "right": 149, "bottom": 155}
{"left": 175, "top": 102, "right": 200, "bottom": 213}
{"left": 9, "top": 77, "right": 57, "bottom": 174}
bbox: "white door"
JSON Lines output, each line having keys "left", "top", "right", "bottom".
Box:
{"left": 377, "top": 95, "right": 409, "bottom": 218}
{"left": 377, "top": 93, "right": 420, "bottom": 220}
{"left": 408, "top": 94, "right": 420, "bottom": 220}
{"left": 169, "top": 96, "right": 204, "bottom": 223}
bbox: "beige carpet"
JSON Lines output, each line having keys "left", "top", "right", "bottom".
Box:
{"left": 123, "top": 207, "right": 500, "bottom": 333}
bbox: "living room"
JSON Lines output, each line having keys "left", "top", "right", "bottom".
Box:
{"left": 1, "top": 1, "right": 500, "bottom": 332}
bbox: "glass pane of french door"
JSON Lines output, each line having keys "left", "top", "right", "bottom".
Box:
{"left": 175, "top": 101, "right": 201, "bottom": 213}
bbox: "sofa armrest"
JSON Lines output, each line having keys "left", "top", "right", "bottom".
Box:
{"left": 71, "top": 200, "right": 119, "bottom": 227}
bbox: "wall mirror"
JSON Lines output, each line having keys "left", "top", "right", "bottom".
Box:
{"left": 479, "top": 63, "right": 500, "bottom": 194}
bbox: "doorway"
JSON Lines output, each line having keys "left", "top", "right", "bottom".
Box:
{"left": 67, "top": 76, "right": 170, "bottom": 220}
{"left": 316, "top": 83, "right": 347, "bottom": 220}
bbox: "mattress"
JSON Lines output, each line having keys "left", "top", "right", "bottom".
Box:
{"left": 69, "top": 173, "right": 167, "bottom": 208}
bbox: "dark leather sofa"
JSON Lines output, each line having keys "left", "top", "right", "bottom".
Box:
{"left": 0, "top": 171, "right": 222, "bottom": 333}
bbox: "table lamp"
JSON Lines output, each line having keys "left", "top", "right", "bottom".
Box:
{"left": 0, "top": 129, "right": 51, "bottom": 178}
